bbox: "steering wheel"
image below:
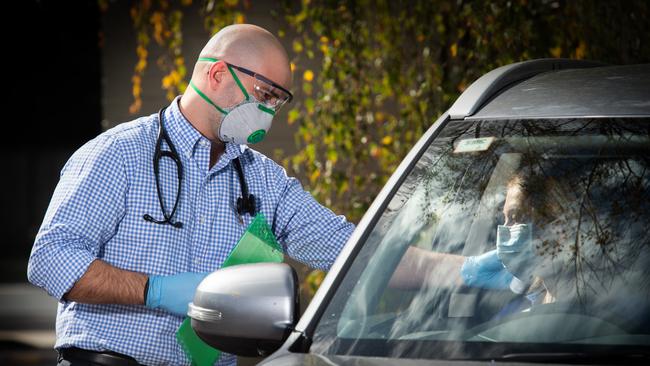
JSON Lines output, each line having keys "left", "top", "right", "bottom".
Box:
{"left": 455, "top": 302, "right": 630, "bottom": 343}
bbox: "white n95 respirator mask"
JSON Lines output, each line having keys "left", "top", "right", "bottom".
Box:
{"left": 218, "top": 97, "right": 274, "bottom": 145}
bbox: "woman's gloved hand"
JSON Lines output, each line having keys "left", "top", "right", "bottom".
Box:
{"left": 461, "top": 249, "right": 514, "bottom": 290}
{"left": 145, "top": 272, "right": 210, "bottom": 317}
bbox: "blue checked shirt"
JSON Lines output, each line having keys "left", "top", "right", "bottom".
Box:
{"left": 27, "top": 97, "right": 355, "bottom": 366}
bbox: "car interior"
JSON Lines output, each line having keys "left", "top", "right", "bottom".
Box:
{"left": 333, "top": 131, "right": 650, "bottom": 346}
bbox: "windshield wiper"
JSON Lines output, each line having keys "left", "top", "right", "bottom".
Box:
{"left": 492, "top": 351, "right": 650, "bottom": 364}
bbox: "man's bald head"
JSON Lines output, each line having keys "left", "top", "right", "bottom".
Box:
{"left": 181, "top": 24, "right": 292, "bottom": 143}
{"left": 195, "top": 24, "right": 291, "bottom": 88}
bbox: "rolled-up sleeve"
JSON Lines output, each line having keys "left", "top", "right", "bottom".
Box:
{"left": 27, "top": 135, "right": 128, "bottom": 300}
{"left": 272, "top": 166, "right": 355, "bottom": 271}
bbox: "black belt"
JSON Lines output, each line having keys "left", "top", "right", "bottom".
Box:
{"left": 58, "top": 347, "right": 143, "bottom": 366}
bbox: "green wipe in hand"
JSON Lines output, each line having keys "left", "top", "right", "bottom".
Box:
{"left": 177, "top": 317, "right": 221, "bottom": 366}
{"left": 176, "top": 213, "right": 283, "bottom": 365}
{"left": 222, "top": 213, "right": 284, "bottom": 267}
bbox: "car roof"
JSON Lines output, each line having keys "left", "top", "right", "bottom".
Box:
{"left": 448, "top": 59, "right": 650, "bottom": 120}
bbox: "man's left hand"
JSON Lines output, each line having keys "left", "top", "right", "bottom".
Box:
{"left": 145, "top": 272, "right": 210, "bottom": 317}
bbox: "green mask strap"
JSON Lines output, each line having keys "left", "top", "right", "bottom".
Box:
{"left": 226, "top": 64, "right": 250, "bottom": 101}
{"left": 257, "top": 104, "right": 275, "bottom": 116}
{"left": 189, "top": 80, "right": 228, "bottom": 115}
{"left": 198, "top": 57, "right": 250, "bottom": 102}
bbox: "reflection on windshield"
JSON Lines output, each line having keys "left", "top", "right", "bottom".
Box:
{"left": 312, "top": 119, "right": 650, "bottom": 359}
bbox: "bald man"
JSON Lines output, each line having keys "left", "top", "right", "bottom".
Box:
{"left": 28, "top": 24, "right": 355, "bottom": 366}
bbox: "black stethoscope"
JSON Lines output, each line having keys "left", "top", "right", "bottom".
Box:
{"left": 143, "top": 108, "right": 256, "bottom": 229}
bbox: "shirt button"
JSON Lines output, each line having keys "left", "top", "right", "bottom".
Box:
{"left": 199, "top": 216, "right": 206, "bottom": 224}
{"left": 194, "top": 258, "right": 200, "bottom": 264}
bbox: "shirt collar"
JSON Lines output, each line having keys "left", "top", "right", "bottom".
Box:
{"left": 164, "top": 96, "right": 246, "bottom": 164}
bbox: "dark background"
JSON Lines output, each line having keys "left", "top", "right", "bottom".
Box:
{"left": 1, "top": 1, "right": 101, "bottom": 364}
{"left": 3, "top": 1, "right": 102, "bottom": 281}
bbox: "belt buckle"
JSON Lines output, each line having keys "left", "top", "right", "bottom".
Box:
{"left": 60, "top": 347, "right": 140, "bottom": 366}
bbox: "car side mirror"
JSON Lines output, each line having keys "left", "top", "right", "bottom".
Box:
{"left": 188, "top": 262, "right": 299, "bottom": 357}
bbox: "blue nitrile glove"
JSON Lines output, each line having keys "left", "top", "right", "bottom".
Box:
{"left": 461, "top": 249, "right": 514, "bottom": 290}
{"left": 145, "top": 272, "right": 210, "bottom": 317}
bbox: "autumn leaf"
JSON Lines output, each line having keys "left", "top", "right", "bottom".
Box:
{"left": 550, "top": 46, "right": 562, "bottom": 58}
{"left": 450, "top": 43, "right": 458, "bottom": 58}
{"left": 574, "top": 41, "right": 587, "bottom": 60}
{"left": 293, "top": 40, "right": 303, "bottom": 53}
{"left": 288, "top": 109, "right": 300, "bottom": 125}
{"left": 303, "top": 69, "right": 314, "bottom": 82}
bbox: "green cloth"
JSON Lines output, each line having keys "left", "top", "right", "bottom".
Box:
{"left": 176, "top": 213, "right": 283, "bottom": 366}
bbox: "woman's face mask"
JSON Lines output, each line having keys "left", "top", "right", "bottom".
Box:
{"left": 496, "top": 223, "right": 536, "bottom": 283}
{"left": 497, "top": 219, "right": 572, "bottom": 284}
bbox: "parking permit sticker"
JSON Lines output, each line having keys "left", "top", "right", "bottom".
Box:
{"left": 454, "top": 137, "right": 495, "bottom": 153}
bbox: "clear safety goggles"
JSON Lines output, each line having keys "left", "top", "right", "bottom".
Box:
{"left": 198, "top": 57, "right": 294, "bottom": 111}
{"left": 225, "top": 61, "right": 293, "bottom": 111}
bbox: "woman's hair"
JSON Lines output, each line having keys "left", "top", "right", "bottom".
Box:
{"left": 506, "top": 168, "right": 576, "bottom": 297}
{"left": 506, "top": 169, "right": 571, "bottom": 225}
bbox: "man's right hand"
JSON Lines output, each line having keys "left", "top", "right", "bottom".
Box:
{"left": 145, "top": 272, "right": 210, "bottom": 317}
{"left": 460, "top": 249, "right": 514, "bottom": 290}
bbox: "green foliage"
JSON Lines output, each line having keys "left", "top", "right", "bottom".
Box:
{"left": 279, "top": 0, "right": 649, "bottom": 223}
{"left": 126, "top": 0, "right": 192, "bottom": 113}
{"left": 113, "top": 0, "right": 650, "bottom": 296}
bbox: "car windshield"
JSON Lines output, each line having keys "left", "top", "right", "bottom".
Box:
{"left": 311, "top": 118, "right": 650, "bottom": 360}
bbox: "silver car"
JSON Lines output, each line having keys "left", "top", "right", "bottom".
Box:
{"left": 191, "top": 59, "right": 650, "bottom": 365}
